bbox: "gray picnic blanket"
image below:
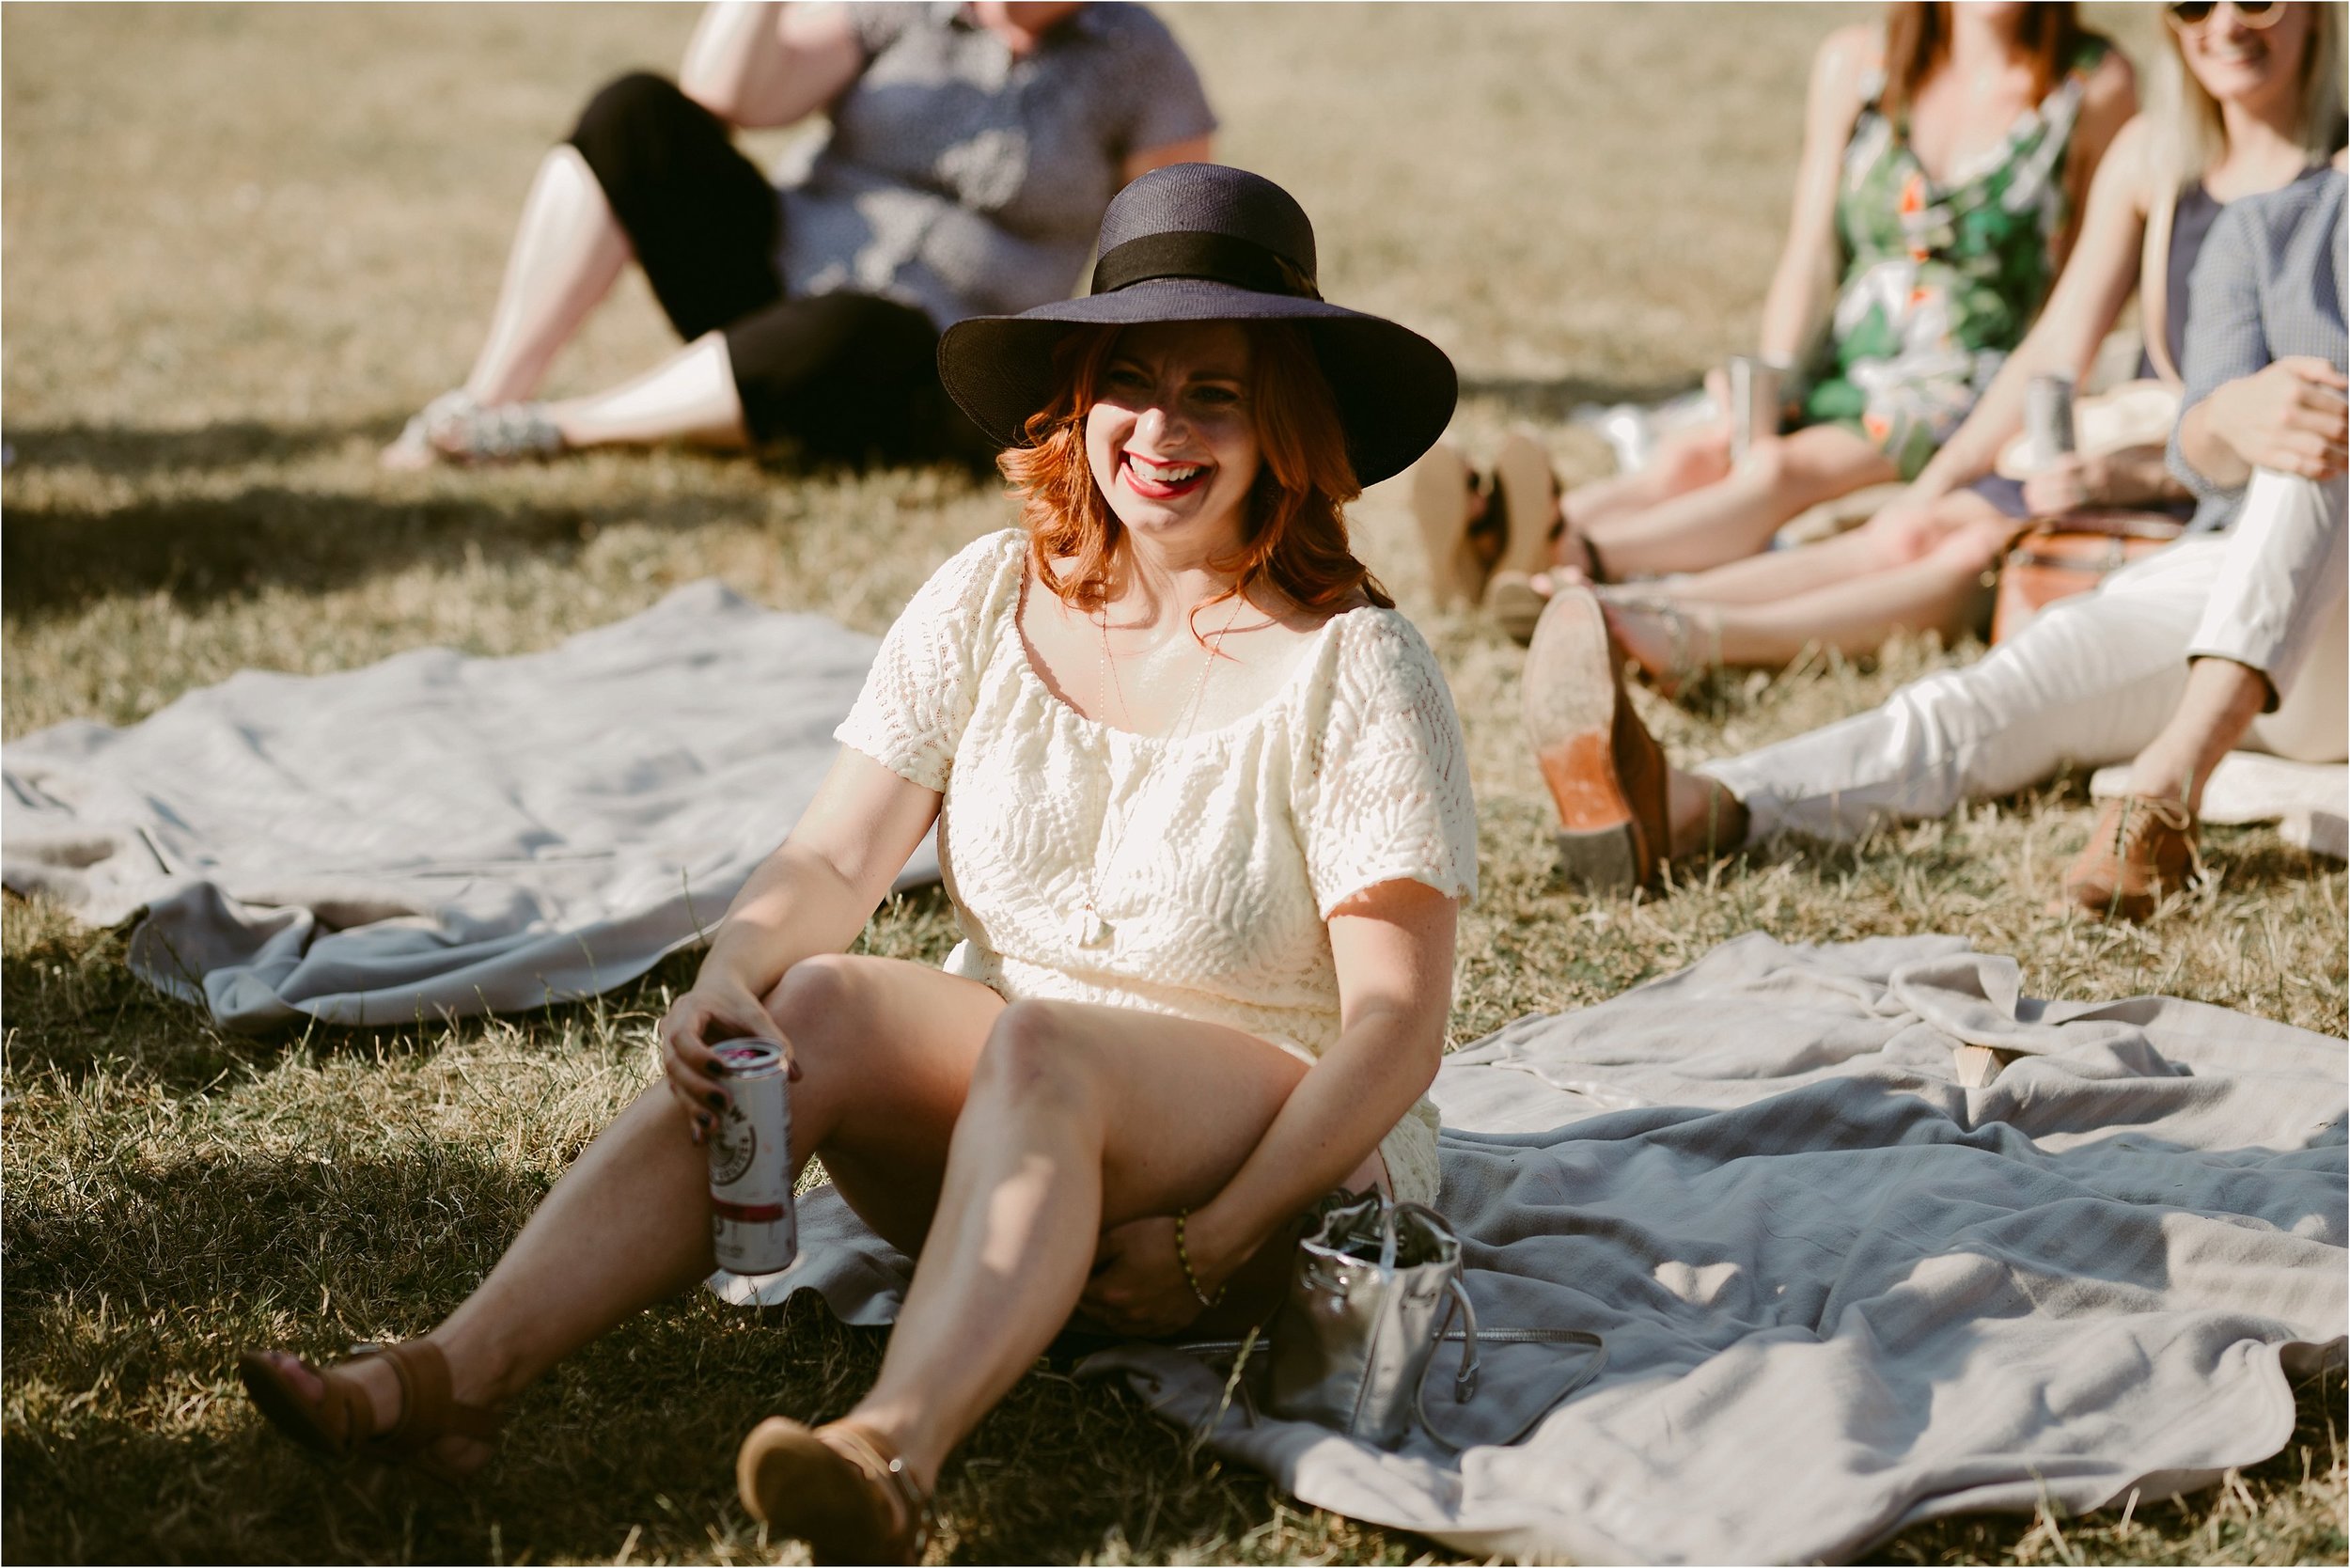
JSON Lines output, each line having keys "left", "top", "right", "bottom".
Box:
{"left": 1, "top": 581, "right": 936, "bottom": 1030}
{"left": 725, "top": 933, "right": 2349, "bottom": 1565}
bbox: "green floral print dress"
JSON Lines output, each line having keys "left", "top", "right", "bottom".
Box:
{"left": 1797, "top": 39, "right": 2111, "bottom": 478}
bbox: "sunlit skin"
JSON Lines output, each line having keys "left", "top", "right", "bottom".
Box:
{"left": 252, "top": 318, "right": 1457, "bottom": 1529}
{"left": 1578, "top": 2, "right": 2332, "bottom": 693}
{"left": 1089, "top": 325, "right": 1261, "bottom": 531}
{"left": 1509, "top": 2, "right": 2138, "bottom": 584}
{"left": 1641, "top": 4, "right": 2334, "bottom": 864}
{"left": 2170, "top": 0, "right": 2312, "bottom": 118}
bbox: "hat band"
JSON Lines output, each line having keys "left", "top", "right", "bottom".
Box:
{"left": 1089, "top": 231, "right": 1322, "bottom": 301}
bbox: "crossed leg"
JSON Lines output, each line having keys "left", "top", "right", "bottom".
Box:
{"left": 1579, "top": 425, "right": 1901, "bottom": 579}
{"left": 247, "top": 953, "right": 1372, "bottom": 1488}
{"left": 1603, "top": 491, "right": 2019, "bottom": 677}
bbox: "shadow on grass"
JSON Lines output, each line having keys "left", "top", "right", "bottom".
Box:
{"left": 3, "top": 486, "right": 618, "bottom": 619}
{"left": 0, "top": 905, "right": 707, "bottom": 1095}
{"left": 4, "top": 418, "right": 392, "bottom": 477}
{"left": 0, "top": 1128, "right": 1340, "bottom": 1566}
{"left": 1457, "top": 370, "right": 1701, "bottom": 423}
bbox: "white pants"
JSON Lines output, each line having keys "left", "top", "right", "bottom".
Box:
{"left": 1706, "top": 470, "right": 2349, "bottom": 841}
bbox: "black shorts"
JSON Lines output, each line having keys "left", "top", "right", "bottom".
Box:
{"left": 568, "top": 72, "right": 982, "bottom": 464}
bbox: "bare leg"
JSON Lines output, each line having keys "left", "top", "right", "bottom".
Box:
{"left": 1607, "top": 528, "right": 2005, "bottom": 678}
{"left": 1581, "top": 426, "right": 1901, "bottom": 578}
{"left": 248, "top": 956, "right": 1003, "bottom": 1463}
{"left": 841, "top": 999, "right": 1373, "bottom": 1488}
{"left": 2123, "top": 657, "right": 2269, "bottom": 812}
{"left": 541, "top": 333, "right": 751, "bottom": 451}
{"left": 462, "top": 145, "right": 633, "bottom": 407}
{"left": 1652, "top": 491, "right": 2015, "bottom": 606}
{"left": 1666, "top": 766, "right": 1750, "bottom": 863}
{"left": 1560, "top": 420, "right": 1735, "bottom": 537}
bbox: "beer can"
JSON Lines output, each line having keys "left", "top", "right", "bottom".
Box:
{"left": 2025, "top": 373, "right": 2076, "bottom": 467}
{"left": 707, "top": 1041, "right": 797, "bottom": 1276}
{"left": 1727, "top": 354, "right": 1786, "bottom": 464}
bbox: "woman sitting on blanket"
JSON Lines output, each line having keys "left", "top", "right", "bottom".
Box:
{"left": 241, "top": 165, "right": 1474, "bottom": 1564}
{"left": 383, "top": 1, "right": 1214, "bottom": 469}
{"left": 1580, "top": 0, "right": 2344, "bottom": 694}
{"left": 1412, "top": 0, "right": 2135, "bottom": 626}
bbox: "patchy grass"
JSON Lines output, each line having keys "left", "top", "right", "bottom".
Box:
{"left": 3, "top": 4, "right": 2342, "bottom": 1564}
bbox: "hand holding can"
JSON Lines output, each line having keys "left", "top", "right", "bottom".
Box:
{"left": 1727, "top": 354, "right": 1789, "bottom": 464}
{"left": 707, "top": 1041, "right": 798, "bottom": 1276}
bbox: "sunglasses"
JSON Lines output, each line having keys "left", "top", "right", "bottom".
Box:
{"left": 2166, "top": 0, "right": 2285, "bottom": 30}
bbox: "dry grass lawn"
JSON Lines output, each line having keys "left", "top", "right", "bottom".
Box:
{"left": 3, "top": 4, "right": 2343, "bottom": 1564}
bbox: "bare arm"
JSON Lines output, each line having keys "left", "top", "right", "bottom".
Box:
{"left": 1122, "top": 134, "right": 1214, "bottom": 185}
{"left": 1904, "top": 115, "right": 2158, "bottom": 501}
{"left": 679, "top": 1, "right": 864, "bottom": 129}
{"left": 654, "top": 748, "right": 941, "bottom": 1120}
{"left": 1756, "top": 26, "right": 1873, "bottom": 365}
{"left": 2053, "top": 50, "right": 2139, "bottom": 267}
{"left": 1179, "top": 880, "right": 1458, "bottom": 1294}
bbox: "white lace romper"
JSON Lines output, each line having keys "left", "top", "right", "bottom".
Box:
{"left": 835, "top": 529, "right": 1478, "bottom": 1205}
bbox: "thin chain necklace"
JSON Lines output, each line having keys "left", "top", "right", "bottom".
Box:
{"left": 1069, "top": 589, "right": 1249, "bottom": 950}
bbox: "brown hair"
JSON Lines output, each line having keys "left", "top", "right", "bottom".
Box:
{"left": 1880, "top": 3, "right": 2085, "bottom": 125}
{"left": 998, "top": 321, "right": 1392, "bottom": 630}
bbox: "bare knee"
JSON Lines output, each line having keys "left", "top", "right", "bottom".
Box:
{"left": 1860, "top": 502, "right": 1950, "bottom": 567}
{"left": 762, "top": 952, "right": 865, "bottom": 1051}
{"left": 1657, "top": 424, "right": 1732, "bottom": 490}
{"left": 968, "top": 1001, "right": 1107, "bottom": 1125}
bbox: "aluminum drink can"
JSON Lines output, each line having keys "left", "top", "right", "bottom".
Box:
{"left": 707, "top": 1041, "right": 797, "bottom": 1275}
{"left": 2026, "top": 373, "right": 2077, "bottom": 465}
{"left": 1727, "top": 354, "right": 1786, "bottom": 464}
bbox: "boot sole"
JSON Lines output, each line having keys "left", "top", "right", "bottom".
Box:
{"left": 1523, "top": 588, "right": 1653, "bottom": 890}
{"left": 737, "top": 1418, "right": 902, "bottom": 1565}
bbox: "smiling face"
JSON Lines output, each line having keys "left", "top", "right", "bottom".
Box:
{"left": 1084, "top": 321, "right": 1263, "bottom": 550}
{"left": 2174, "top": 0, "right": 2313, "bottom": 113}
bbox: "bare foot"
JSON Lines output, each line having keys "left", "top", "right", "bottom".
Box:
{"left": 245, "top": 1343, "right": 498, "bottom": 1477}
{"left": 249, "top": 1347, "right": 401, "bottom": 1430}
{"left": 1599, "top": 599, "right": 1681, "bottom": 688}
{"left": 1665, "top": 768, "right": 1747, "bottom": 861}
{"left": 379, "top": 434, "right": 441, "bottom": 472}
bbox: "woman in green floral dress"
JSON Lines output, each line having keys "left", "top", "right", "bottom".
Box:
{"left": 1543, "top": 3, "right": 2137, "bottom": 584}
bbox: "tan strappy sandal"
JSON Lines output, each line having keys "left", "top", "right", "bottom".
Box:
{"left": 1487, "top": 428, "right": 1608, "bottom": 646}
{"left": 238, "top": 1339, "right": 502, "bottom": 1485}
{"left": 1405, "top": 439, "right": 1500, "bottom": 610}
{"left": 736, "top": 1416, "right": 934, "bottom": 1566}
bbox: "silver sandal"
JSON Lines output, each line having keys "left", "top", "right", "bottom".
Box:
{"left": 386, "top": 389, "right": 565, "bottom": 466}
{"left": 426, "top": 397, "right": 565, "bottom": 464}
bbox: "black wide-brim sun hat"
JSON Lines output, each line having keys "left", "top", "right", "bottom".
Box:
{"left": 936, "top": 164, "right": 1457, "bottom": 488}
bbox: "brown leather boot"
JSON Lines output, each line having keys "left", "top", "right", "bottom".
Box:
{"left": 2061, "top": 794, "right": 2199, "bottom": 921}
{"left": 1523, "top": 585, "right": 1670, "bottom": 890}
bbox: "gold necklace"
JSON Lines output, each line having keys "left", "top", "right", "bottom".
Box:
{"left": 1069, "top": 591, "right": 1249, "bottom": 950}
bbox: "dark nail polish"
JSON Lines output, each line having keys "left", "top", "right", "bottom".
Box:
{"left": 706, "top": 1090, "right": 726, "bottom": 1110}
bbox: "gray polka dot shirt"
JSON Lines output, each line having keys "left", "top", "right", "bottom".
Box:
{"left": 776, "top": 3, "right": 1215, "bottom": 330}
{"left": 2169, "top": 166, "right": 2347, "bottom": 531}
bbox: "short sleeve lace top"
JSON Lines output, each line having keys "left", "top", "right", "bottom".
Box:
{"left": 835, "top": 529, "right": 1477, "bottom": 1204}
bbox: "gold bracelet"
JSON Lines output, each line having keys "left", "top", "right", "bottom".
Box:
{"left": 1173, "top": 1208, "right": 1226, "bottom": 1309}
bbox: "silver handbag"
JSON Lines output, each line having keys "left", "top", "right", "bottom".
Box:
{"left": 1260, "top": 1190, "right": 1606, "bottom": 1451}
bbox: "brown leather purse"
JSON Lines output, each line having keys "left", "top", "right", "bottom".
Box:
{"left": 1990, "top": 514, "right": 2185, "bottom": 644}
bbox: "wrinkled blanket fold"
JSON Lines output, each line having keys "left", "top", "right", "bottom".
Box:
{"left": 2, "top": 582, "right": 937, "bottom": 1029}
{"left": 728, "top": 934, "right": 2348, "bottom": 1566}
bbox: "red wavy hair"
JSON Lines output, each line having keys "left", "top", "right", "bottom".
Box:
{"left": 998, "top": 321, "right": 1393, "bottom": 630}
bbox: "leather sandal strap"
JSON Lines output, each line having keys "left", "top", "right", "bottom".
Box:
{"left": 820, "top": 1422, "right": 935, "bottom": 1558}
{"left": 290, "top": 1355, "right": 381, "bottom": 1453}
{"left": 364, "top": 1340, "right": 505, "bottom": 1446}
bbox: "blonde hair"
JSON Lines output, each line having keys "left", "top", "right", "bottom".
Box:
{"left": 2149, "top": 1, "right": 2347, "bottom": 187}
